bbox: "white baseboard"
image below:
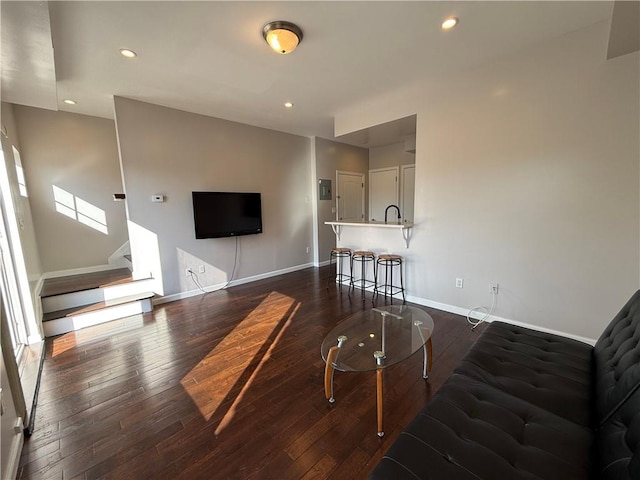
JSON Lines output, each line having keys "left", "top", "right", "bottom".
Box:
{"left": 406, "top": 294, "right": 597, "bottom": 346}
{"left": 154, "top": 262, "right": 316, "bottom": 305}
{"left": 314, "top": 260, "right": 330, "bottom": 267}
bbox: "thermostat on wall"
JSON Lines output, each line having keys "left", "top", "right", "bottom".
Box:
{"left": 151, "top": 194, "right": 164, "bottom": 203}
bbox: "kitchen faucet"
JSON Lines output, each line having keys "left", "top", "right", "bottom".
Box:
{"left": 384, "top": 204, "right": 401, "bottom": 223}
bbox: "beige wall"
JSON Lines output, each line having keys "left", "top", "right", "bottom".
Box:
{"left": 113, "top": 97, "right": 313, "bottom": 297}
{"left": 334, "top": 21, "right": 640, "bottom": 340}
{"left": 314, "top": 137, "right": 369, "bottom": 263}
{"left": 12, "top": 106, "right": 127, "bottom": 273}
{"left": 369, "top": 142, "right": 415, "bottom": 170}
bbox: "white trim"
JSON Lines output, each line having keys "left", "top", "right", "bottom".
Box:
{"left": 154, "top": 262, "right": 315, "bottom": 305}
{"left": 26, "top": 334, "right": 42, "bottom": 345}
{"left": 406, "top": 294, "right": 597, "bottom": 346}
{"left": 314, "top": 260, "right": 330, "bottom": 268}
{"left": 310, "top": 138, "right": 320, "bottom": 266}
{"left": 33, "top": 275, "right": 44, "bottom": 299}
{"left": 42, "top": 298, "right": 152, "bottom": 337}
{"left": 41, "top": 264, "right": 121, "bottom": 279}
{"left": 400, "top": 164, "right": 415, "bottom": 223}
{"left": 108, "top": 241, "right": 131, "bottom": 265}
{"left": 4, "top": 422, "right": 24, "bottom": 480}
{"left": 41, "top": 277, "right": 156, "bottom": 313}
{"left": 32, "top": 275, "right": 45, "bottom": 339}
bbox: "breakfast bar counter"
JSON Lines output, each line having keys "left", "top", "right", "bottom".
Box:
{"left": 325, "top": 220, "right": 414, "bottom": 248}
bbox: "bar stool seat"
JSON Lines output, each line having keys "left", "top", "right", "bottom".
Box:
{"left": 374, "top": 254, "right": 405, "bottom": 303}
{"left": 350, "top": 251, "right": 376, "bottom": 298}
{"left": 327, "top": 247, "right": 352, "bottom": 292}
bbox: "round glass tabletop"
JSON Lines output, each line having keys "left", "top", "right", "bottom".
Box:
{"left": 321, "top": 305, "right": 435, "bottom": 372}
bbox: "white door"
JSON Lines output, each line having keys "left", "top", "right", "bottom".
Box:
{"left": 336, "top": 171, "right": 364, "bottom": 222}
{"left": 401, "top": 165, "right": 415, "bottom": 223}
{"left": 369, "top": 167, "right": 399, "bottom": 222}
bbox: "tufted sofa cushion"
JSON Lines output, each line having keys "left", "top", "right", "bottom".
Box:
{"left": 372, "top": 373, "right": 594, "bottom": 480}
{"left": 369, "top": 291, "right": 640, "bottom": 480}
{"left": 593, "top": 289, "right": 640, "bottom": 426}
{"left": 454, "top": 322, "right": 593, "bottom": 426}
{"left": 597, "top": 385, "right": 640, "bottom": 480}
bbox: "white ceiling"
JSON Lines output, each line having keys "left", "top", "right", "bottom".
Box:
{"left": 1, "top": 1, "right": 623, "bottom": 147}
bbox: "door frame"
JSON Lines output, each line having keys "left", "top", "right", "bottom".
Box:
{"left": 400, "top": 164, "right": 415, "bottom": 223}
{"left": 368, "top": 166, "right": 399, "bottom": 222}
{"left": 335, "top": 170, "right": 365, "bottom": 222}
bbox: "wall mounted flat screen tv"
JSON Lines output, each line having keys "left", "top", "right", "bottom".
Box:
{"left": 192, "top": 192, "right": 262, "bottom": 239}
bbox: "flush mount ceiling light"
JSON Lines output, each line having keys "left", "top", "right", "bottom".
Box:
{"left": 441, "top": 17, "right": 459, "bottom": 30}
{"left": 284, "top": 102, "right": 294, "bottom": 108}
{"left": 262, "top": 21, "right": 303, "bottom": 54}
{"left": 120, "top": 48, "right": 137, "bottom": 58}
{"left": 63, "top": 99, "right": 77, "bottom": 105}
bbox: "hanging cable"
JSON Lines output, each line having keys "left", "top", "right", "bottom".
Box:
{"left": 467, "top": 286, "right": 498, "bottom": 329}
{"left": 188, "top": 236, "right": 239, "bottom": 295}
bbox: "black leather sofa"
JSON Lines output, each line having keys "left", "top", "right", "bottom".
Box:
{"left": 369, "top": 290, "right": 640, "bottom": 480}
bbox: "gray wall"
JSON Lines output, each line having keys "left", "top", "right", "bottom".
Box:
{"left": 113, "top": 97, "right": 314, "bottom": 297}
{"left": 314, "top": 137, "right": 369, "bottom": 263}
{"left": 12, "top": 106, "right": 127, "bottom": 273}
{"left": 334, "top": 21, "right": 640, "bottom": 340}
{"left": 369, "top": 142, "right": 415, "bottom": 170}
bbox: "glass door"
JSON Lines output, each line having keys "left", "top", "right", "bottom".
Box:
{"left": 0, "top": 148, "right": 28, "bottom": 360}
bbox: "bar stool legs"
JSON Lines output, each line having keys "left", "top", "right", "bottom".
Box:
{"left": 374, "top": 254, "right": 405, "bottom": 304}
{"left": 327, "top": 247, "right": 352, "bottom": 292}
{"left": 349, "top": 251, "right": 376, "bottom": 300}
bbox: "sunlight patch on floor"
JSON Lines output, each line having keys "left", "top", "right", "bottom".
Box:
{"left": 180, "top": 291, "right": 298, "bottom": 426}
{"left": 51, "top": 315, "right": 145, "bottom": 357}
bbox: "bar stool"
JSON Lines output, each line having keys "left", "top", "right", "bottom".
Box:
{"left": 327, "top": 247, "right": 352, "bottom": 292}
{"left": 374, "top": 254, "right": 405, "bottom": 304}
{"left": 349, "top": 251, "right": 376, "bottom": 298}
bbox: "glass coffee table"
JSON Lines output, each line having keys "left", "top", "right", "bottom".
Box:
{"left": 321, "top": 305, "right": 434, "bottom": 437}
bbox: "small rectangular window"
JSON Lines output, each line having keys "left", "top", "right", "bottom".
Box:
{"left": 12, "top": 146, "right": 27, "bottom": 197}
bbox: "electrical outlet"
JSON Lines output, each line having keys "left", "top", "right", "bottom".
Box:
{"left": 491, "top": 282, "right": 499, "bottom": 295}
{"left": 185, "top": 268, "right": 192, "bottom": 277}
{"left": 198, "top": 265, "right": 205, "bottom": 274}
{"left": 455, "top": 278, "right": 463, "bottom": 288}
{"left": 306, "top": 246, "right": 310, "bottom": 253}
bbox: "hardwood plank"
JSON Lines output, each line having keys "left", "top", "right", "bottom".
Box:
{"left": 40, "top": 268, "right": 133, "bottom": 297}
{"left": 21, "top": 266, "right": 485, "bottom": 479}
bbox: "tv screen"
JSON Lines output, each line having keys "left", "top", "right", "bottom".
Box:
{"left": 192, "top": 192, "right": 263, "bottom": 239}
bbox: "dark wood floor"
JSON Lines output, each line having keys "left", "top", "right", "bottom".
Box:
{"left": 40, "top": 268, "right": 133, "bottom": 298}
{"left": 19, "top": 267, "right": 485, "bottom": 480}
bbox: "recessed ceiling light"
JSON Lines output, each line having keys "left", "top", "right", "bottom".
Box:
{"left": 441, "top": 17, "right": 459, "bottom": 30}
{"left": 120, "top": 48, "right": 137, "bottom": 58}
{"left": 284, "top": 102, "right": 294, "bottom": 108}
{"left": 63, "top": 99, "right": 77, "bottom": 105}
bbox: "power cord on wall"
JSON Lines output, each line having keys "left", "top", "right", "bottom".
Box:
{"left": 188, "top": 236, "right": 239, "bottom": 295}
{"left": 467, "top": 285, "right": 498, "bottom": 330}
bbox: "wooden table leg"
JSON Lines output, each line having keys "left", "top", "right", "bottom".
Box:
{"left": 376, "top": 367, "right": 384, "bottom": 437}
{"left": 324, "top": 346, "right": 339, "bottom": 403}
{"left": 324, "top": 336, "right": 347, "bottom": 403}
{"left": 374, "top": 350, "right": 385, "bottom": 437}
